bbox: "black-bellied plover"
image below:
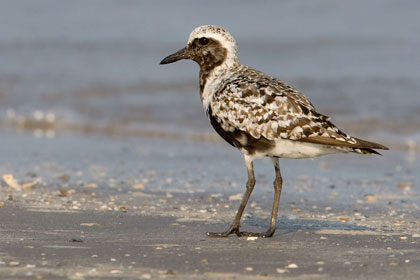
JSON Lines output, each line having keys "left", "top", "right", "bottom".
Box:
{"left": 160, "top": 25, "right": 388, "bottom": 238}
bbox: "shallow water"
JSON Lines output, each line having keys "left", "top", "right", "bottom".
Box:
{"left": 1, "top": 0, "right": 419, "bottom": 147}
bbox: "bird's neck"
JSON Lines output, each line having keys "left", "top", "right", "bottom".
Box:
{"left": 199, "top": 60, "right": 241, "bottom": 111}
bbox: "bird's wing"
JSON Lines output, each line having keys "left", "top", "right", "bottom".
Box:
{"left": 210, "top": 69, "right": 361, "bottom": 147}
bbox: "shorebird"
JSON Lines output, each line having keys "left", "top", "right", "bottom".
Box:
{"left": 160, "top": 25, "right": 388, "bottom": 238}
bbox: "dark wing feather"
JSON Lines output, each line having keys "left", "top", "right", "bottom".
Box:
{"left": 210, "top": 66, "right": 388, "bottom": 152}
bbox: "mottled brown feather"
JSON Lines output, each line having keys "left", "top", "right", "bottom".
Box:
{"left": 209, "top": 66, "right": 388, "bottom": 155}
{"left": 299, "top": 136, "right": 389, "bottom": 150}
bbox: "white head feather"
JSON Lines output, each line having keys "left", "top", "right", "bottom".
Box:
{"left": 188, "top": 25, "right": 239, "bottom": 68}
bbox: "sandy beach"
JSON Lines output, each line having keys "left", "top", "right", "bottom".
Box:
{"left": 0, "top": 131, "right": 419, "bottom": 279}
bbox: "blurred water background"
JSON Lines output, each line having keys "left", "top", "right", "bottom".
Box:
{"left": 1, "top": 0, "right": 419, "bottom": 149}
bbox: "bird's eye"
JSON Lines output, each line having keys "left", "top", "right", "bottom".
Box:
{"left": 199, "top": 37, "right": 209, "bottom": 45}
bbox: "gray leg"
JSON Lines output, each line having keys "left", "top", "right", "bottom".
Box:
{"left": 240, "top": 157, "right": 283, "bottom": 237}
{"left": 207, "top": 154, "right": 256, "bottom": 237}
{"left": 266, "top": 157, "right": 283, "bottom": 236}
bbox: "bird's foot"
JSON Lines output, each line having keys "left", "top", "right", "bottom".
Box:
{"left": 207, "top": 226, "right": 276, "bottom": 238}
{"left": 238, "top": 230, "right": 275, "bottom": 238}
{"left": 207, "top": 226, "right": 241, "bottom": 237}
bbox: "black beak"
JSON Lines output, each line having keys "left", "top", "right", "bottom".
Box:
{"left": 160, "top": 47, "right": 189, "bottom": 65}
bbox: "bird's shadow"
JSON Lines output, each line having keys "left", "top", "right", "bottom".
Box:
{"left": 242, "top": 215, "right": 385, "bottom": 235}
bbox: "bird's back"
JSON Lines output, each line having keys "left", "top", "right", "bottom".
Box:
{"left": 207, "top": 65, "right": 388, "bottom": 158}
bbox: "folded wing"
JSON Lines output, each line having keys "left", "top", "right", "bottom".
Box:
{"left": 210, "top": 68, "right": 388, "bottom": 153}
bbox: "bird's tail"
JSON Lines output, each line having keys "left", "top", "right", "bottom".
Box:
{"left": 351, "top": 137, "right": 389, "bottom": 155}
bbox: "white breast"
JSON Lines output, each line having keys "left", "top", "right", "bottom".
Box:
{"left": 202, "top": 73, "right": 221, "bottom": 110}
{"left": 201, "top": 64, "right": 237, "bottom": 111}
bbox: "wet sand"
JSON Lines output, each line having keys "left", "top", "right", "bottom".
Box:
{"left": 1, "top": 132, "right": 419, "bottom": 279}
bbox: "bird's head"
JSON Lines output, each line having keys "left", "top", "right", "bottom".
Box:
{"left": 160, "top": 25, "right": 239, "bottom": 71}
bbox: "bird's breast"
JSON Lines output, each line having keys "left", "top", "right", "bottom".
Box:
{"left": 200, "top": 66, "right": 234, "bottom": 111}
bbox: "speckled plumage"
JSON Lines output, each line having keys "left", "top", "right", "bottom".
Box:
{"left": 184, "top": 26, "right": 387, "bottom": 158}
{"left": 160, "top": 25, "right": 388, "bottom": 237}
